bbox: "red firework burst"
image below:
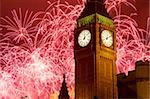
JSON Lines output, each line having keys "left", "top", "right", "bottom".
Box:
{"left": 0, "top": 0, "right": 84, "bottom": 98}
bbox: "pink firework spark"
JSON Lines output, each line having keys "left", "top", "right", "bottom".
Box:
{"left": 105, "top": 0, "right": 150, "bottom": 74}
{"left": 0, "top": 8, "right": 41, "bottom": 46}
{"left": 0, "top": 0, "right": 84, "bottom": 98}
{"left": 0, "top": 71, "right": 16, "bottom": 98}
{"left": 105, "top": 0, "right": 136, "bottom": 15}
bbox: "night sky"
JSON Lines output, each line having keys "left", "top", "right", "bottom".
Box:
{"left": 0, "top": 0, "right": 149, "bottom": 30}
{"left": 135, "top": 0, "right": 149, "bottom": 29}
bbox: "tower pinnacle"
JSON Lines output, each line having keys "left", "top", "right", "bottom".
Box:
{"left": 58, "top": 74, "right": 70, "bottom": 99}
{"left": 79, "top": 0, "right": 109, "bottom": 19}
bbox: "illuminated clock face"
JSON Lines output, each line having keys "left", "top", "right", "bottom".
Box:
{"left": 78, "top": 30, "right": 91, "bottom": 47}
{"left": 101, "top": 30, "right": 113, "bottom": 47}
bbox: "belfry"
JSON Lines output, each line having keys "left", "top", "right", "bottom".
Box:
{"left": 74, "top": 0, "right": 117, "bottom": 98}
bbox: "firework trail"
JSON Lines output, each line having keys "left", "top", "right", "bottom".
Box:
{"left": 0, "top": 0, "right": 85, "bottom": 98}
{"left": 105, "top": 0, "right": 150, "bottom": 74}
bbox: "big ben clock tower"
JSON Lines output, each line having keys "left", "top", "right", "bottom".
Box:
{"left": 74, "top": 0, "right": 117, "bottom": 99}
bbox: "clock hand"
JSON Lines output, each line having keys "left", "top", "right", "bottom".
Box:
{"left": 83, "top": 36, "right": 86, "bottom": 40}
{"left": 106, "top": 35, "right": 111, "bottom": 40}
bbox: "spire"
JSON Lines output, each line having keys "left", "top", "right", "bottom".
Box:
{"left": 58, "top": 74, "right": 70, "bottom": 99}
{"left": 78, "top": 0, "right": 109, "bottom": 19}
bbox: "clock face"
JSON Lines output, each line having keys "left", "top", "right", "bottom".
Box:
{"left": 78, "top": 30, "right": 91, "bottom": 47}
{"left": 101, "top": 30, "right": 113, "bottom": 47}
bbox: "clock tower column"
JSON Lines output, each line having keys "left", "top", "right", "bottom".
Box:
{"left": 74, "top": 0, "right": 117, "bottom": 99}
